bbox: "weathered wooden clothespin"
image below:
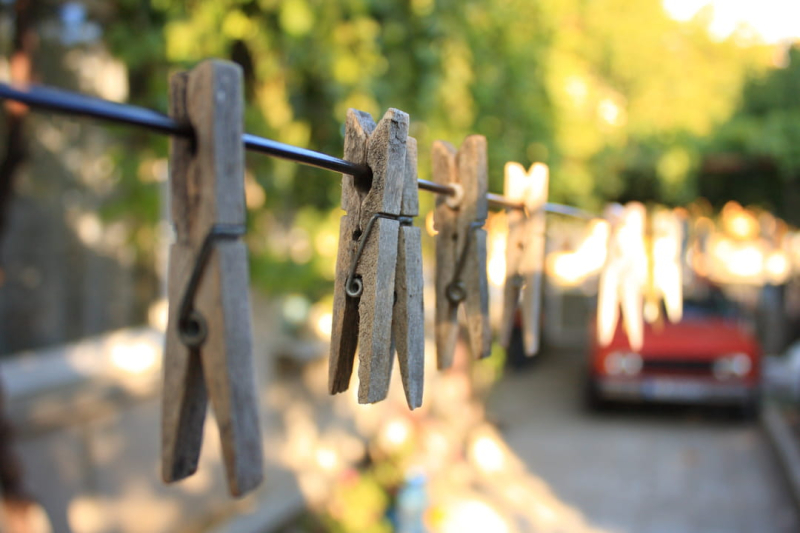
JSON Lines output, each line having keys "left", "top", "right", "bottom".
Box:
{"left": 499, "top": 162, "right": 549, "bottom": 357}
{"left": 162, "top": 60, "right": 262, "bottom": 497}
{"left": 597, "top": 202, "right": 647, "bottom": 351}
{"left": 329, "top": 108, "right": 425, "bottom": 407}
{"left": 432, "top": 136, "right": 491, "bottom": 369}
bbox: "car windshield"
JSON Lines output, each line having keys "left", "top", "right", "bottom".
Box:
{"left": 681, "top": 291, "right": 739, "bottom": 321}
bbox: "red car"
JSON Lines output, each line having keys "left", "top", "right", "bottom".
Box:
{"left": 586, "top": 292, "right": 761, "bottom": 417}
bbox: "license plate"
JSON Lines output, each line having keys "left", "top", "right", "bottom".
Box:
{"left": 641, "top": 379, "right": 708, "bottom": 400}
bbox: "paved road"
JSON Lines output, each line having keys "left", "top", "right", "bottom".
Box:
{"left": 486, "top": 350, "right": 799, "bottom": 533}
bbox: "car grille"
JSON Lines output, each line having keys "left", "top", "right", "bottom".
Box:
{"left": 641, "top": 359, "right": 714, "bottom": 376}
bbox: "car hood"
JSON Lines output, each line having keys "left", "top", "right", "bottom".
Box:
{"left": 604, "top": 318, "right": 759, "bottom": 358}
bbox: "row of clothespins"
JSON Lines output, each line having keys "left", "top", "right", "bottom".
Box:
{"left": 159, "top": 60, "right": 551, "bottom": 498}
{"left": 597, "top": 203, "right": 685, "bottom": 353}
{"left": 157, "top": 59, "right": 690, "bottom": 499}
{"left": 328, "top": 108, "right": 550, "bottom": 408}
{"left": 0, "top": 57, "right": 695, "bottom": 499}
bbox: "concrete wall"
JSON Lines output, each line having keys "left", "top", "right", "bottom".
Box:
{"left": 0, "top": 4, "right": 160, "bottom": 356}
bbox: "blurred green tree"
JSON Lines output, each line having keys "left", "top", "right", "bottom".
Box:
{"left": 700, "top": 45, "right": 800, "bottom": 224}
{"left": 89, "top": 0, "right": 776, "bottom": 296}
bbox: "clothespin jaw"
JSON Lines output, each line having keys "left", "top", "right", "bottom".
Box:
{"left": 392, "top": 137, "right": 425, "bottom": 409}
{"left": 597, "top": 202, "right": 647, "bottom": 351}
{"left": 499, "top": 162, "right": 549, "bottom": 357}
{"left": 597, "top": 204, "right": 623, "bottom": 348}
{"left": 329, "top": 108, "right": 410, "bottom": 404}
{"left": 651, "top": 209, "right": 684, "bottom": 324}
{"left": 162, "top": 60, "right": 262, "bottom": 497}
{"left": 432, "top": 136, "right": 491, "bottom": 370}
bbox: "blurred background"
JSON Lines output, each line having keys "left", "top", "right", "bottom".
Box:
{"left": 1, "top": 0, "right": 800, "bottom": 532}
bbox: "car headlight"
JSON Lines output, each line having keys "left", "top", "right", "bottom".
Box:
{"left": 713, "top": 353, "right": 752, "bottom": 380}
{"left": 730, "top": 353, "right": 752, "bottom": 376}
{"left": 604, "top": 351, "right": 642, "bottom": 376}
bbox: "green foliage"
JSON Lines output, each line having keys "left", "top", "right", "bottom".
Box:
{"left": 95, "top": 0, "right": 781, "bottom": 294}
{"left": 322, "top": 470, "right": 392, "bottom": 533}
{"left": 701, "top": 46, "right": 800, "bottom": 223}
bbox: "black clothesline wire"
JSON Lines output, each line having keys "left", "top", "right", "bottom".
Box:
{"left": 0, "top": 82, "right": 595, "bottom": 219}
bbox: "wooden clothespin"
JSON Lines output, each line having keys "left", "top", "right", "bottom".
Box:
{"left": 499, "top": 162, "right": 549, "bottom": 357}
{"left": 597, "top": 202, "right": 647, "bottom": 351}
{"left": 162, "top": 60, "right": 262, "bottom": 497}
{"left": 329, "top": 108, "right": 424, "bottom": 407}
{"left": 432, "top": 136, "right": 491, "bottom": 369}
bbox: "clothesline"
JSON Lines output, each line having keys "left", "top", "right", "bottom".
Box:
{"left": 0, "top": 81, "right": 595, "bottom": 220}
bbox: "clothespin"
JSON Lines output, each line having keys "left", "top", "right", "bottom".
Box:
{"left": 329, "top": 108, "right": 424, "bottom": 407}
{"left": 432, "top": 136, "right": 491, "bottom": 369}
{"left": 161, "top": 60, "right": 262, "bottom": 497}
{"left": 499, "top": 162, "right": 549, "bottom": 357}
{"left": 597, "top": 202, "right": 647, "bottom": 351}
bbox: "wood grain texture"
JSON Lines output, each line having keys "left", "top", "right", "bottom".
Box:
{"left": 163, "top": 71, "right": 205, "bottom": 483}
{"left": 162, "top": 60, "right": 262, "bottom": 497}
{"left": 432, "top": 136, "right": 491, "bottom": 369}
{"left": 329, "top": 108, "right": 409, "bottom": 404}
{"left": 357, "top": 109, "right": 408, "bottom": 403}
{"left": 432, "top": 140, "right": 459, "bottom": 370}
{"left": 457, "top": 136, "right": 490, "bottom": 362}
{"left": 500, "top": 162, "right": 548, "bottom": 356}
{"left": 355, "top": 215, "right": 400, "bottom": 403}
{"left": 399, "top": 137, "right": 420, "bottom": 218}
{"left": 328, "top": 109, "right": 375, "bottom": 395}
{"left": 162, "top": 242, "right": 206, "bottom": 481}
{"left": 393, "top": 137, "right": 424, "bottom": 409}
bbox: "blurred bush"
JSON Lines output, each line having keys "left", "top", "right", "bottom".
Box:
{"left": 34, "top": 0, "right": 790, "bottom": 297}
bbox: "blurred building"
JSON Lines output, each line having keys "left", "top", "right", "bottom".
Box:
{"left": 0, "top": 2, "right": 160, "bottom": 357}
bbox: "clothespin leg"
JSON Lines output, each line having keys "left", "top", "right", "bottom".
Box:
{"left": 198, "top": 239, "right": 262, "bottom": 496}
{"left": 162, "top": 243, "right": 207, "bottom": 483}
{"left": 662, "top": 267, "right": 683, "bottom": 323}
{"left": 328, "top": 218, "right": 360, "bottom": 394}
{"left": 356, "top": 218, "right": 399, "bottom": 403}
{"left": 499, "top": 208, "right": 524, "bottom": 349}
{"left": 597, "top": 264, "right": 620, "bottom": 347}
{"left": 434, "top": 232, "right": 459, "bottom": 368}
{"left": 464, "top": 226, "right": 491, "bottom": 359}
{"left": 620, "top": 278, "right": 643, "bottom": 351}
{"left": 394, "top": 226, "right": 424, "bottom": 408}
{"left": 519, "top": 211, "right": 546, "bottom": 356}
{"left": 520, "top": 260, "right": 543, "bottom": 355}
{"left": 392, "top": 137, "right": 424, "bottom": 409}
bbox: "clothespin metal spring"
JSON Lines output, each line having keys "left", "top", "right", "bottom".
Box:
{"left": 446, "top": 220, "right": 486, "bottom": 304}
{"left": 177, "top": 224, "right": 247, "bottom": 348}
{"left": 344, "top": 212, "right": 412, "bottom": 298}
